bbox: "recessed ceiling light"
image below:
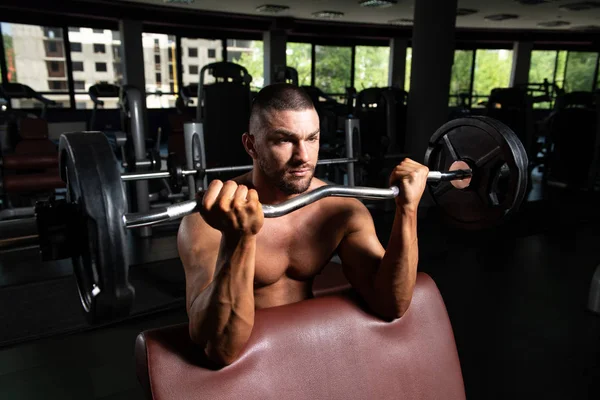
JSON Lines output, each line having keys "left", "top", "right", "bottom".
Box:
{"left": 484, "top": 14, "right": 520, "bottom": 21}
{"left": 255, "top": 4, "right": 290, "bottom": 13}
{"left": 457, "top": 8, "right": 478, "bottom": 16}
{"left": 312, "top": 10, "right": 344, "bottom": 19}
{"left": 359, "top": 0, "right": 397, "bottom": 8}
{"left": 388, "top": 18, "right": 413, "bottom": 25}
{"left": 537, "top": 20, "right": 571, "bottom": 27}
{"left": 559, "top": 1, "right": 600, "bottom": 11}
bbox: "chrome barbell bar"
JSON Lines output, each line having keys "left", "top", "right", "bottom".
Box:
{"left": 122, "top": 167, "right": 472, "bottom": 229}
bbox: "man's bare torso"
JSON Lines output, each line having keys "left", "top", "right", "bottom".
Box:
{"left": 195, "top": 172, "right": 359, "bottom": 309}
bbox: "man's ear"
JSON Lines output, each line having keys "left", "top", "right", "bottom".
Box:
{"left": 242, "top": 132, "right": 257, "bottom": 159}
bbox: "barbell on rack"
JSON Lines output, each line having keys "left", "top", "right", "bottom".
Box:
{"left": 28, "top": 116, "right": 527, "bottom": 324}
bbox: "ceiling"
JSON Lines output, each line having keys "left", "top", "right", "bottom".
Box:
{"left": 114, "top": 0, "right": 600, "bottom": 31}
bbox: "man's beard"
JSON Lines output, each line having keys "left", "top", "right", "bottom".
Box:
{"left": 257, "top": 156, "right": 315, "bottom": 195}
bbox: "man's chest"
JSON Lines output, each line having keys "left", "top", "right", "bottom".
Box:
{"left": 252, "top": 210, "right": 346, "bottom": 285}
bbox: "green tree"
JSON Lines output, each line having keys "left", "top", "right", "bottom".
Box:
{"left": 287, "top": 42, "right": 312, "bottom": 86}
{"left": 555, "top": 50, "right": 567, "bottom": 90}
{"left": 472, "top": 49, "right": 513, "bottom": 107}
{"left": 564, "top": 51, "right": 597, "bottom": 92}
{"left": 230, "top": 40, "right": 264, "bottom": 90}
{"left": 449, "top": 50, "right": 474, "bottom": 106}
{"left": 528, "top": 50, "right": 558, "bottom": 108}
{"left": 314, "top": 45, "right": 352, "bottom": 94}
{"left": 354, "top": 46, "right": 390, "bottom": 90}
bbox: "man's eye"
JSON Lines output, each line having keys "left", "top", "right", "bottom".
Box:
{"left": 308, "top": 136, "right": 319, "bottom": 142}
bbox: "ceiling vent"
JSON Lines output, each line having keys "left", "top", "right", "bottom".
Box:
{"left": 359, "top": 0, "right": 397, "bottom": 8}
{"left": 312, "top": 11, "right": 345, "bottom": 19}
{"left": 163, "top": 0, "right": 194, "bottom": 4}
{"left": 514, "top": 0, "right": 548, "bottom": 5}
{"left": 255, "top": 4, "right": 290, "bottom": 14}
{"left": 570, "top": 24, "right": 600, "bottom": 30}
{"left": 484, "top": 14, "right": 520, "bottom": 21}
{"left": 388, "top": 18, "right": 413, "bottom": 25}
{"left": 457, "top": 8, "right": 478, "bottom": 16}
{"left": 537, "top": 20, "right": 571, "bottom": 27}
{"left": 559, "top": 1, "right": 600, "bottom": 11}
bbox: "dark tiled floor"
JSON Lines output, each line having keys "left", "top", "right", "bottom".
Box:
{"left": 0, "top": 309, "right": 187, "bottom": 400}
{"left": 0, "top": 184, "right": 599, "bottom": 399}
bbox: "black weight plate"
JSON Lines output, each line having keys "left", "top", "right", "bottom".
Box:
{"left": 424, "top": 116, "right": 528, "bottom": 230}
{"left": 59, "top": 132, "right": 134, "bottom": 323}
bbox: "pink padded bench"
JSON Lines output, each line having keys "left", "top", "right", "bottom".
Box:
{"left": 135, "top": 272, "right": 465, "bottom": 400}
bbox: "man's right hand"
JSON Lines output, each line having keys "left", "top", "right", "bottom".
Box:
{"left": 199, "top": 180, "right": 264, "bottom": 237}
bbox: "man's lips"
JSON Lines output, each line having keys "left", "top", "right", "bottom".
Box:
{"left": 288, "top": 167, "right": 312, "bottom": 176}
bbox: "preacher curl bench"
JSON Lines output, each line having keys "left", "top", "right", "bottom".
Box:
{"left": 135, "top": 272, "right": 465, "bottom": 400}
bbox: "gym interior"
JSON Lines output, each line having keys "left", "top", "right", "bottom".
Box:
{"left": 0, "top": 0, "right": 599, "bottom": 399}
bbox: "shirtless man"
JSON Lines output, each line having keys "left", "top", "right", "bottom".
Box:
{"left": 178, "top": 83, "right": 429, "bottom": 367}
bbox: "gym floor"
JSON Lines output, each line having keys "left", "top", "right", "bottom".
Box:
{"left": 0, "top": 183, "right": 599, "bottom": 399}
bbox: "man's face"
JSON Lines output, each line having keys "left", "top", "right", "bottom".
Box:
{"left": 252, "top": 108, "right": 320, "bottom": 195}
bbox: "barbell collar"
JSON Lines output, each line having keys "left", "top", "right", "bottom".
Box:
{"left": 427, "top": 169, "right": 472, "bottom": 182}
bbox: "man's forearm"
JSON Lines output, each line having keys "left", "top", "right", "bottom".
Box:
{"left": 189, "top": 234, "right": 257, "bottom": 365}
{"left": 372, "top": 208, "right": 419, "bottom": 320}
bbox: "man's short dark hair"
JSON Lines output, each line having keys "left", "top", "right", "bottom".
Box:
{"left": 249, "top": 83, "right": 315, "bottom": 134}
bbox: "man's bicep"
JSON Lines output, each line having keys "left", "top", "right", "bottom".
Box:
{"left": 177, "top": 213, "right": 221, "bottom": 310}
{"left": 337, "top": 205, "right": 385, "bottom": 297}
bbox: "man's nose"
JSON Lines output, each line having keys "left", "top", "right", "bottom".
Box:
{"left": 293, "top": 140, "right": 310, "bottom": 163}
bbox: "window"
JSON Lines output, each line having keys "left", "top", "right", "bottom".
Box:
{"left": 564, "top": 52, "right": 598, "bottom": 92}
{"left": 74, "top": 80, "right": 85, "bottom": 90}
{"left": 71, "top": 42, "right": 82, "bottom": 52}
{"left": 168, "top": 50, "right": 173, "bottom": 62}
{"left": 169, "top": 64, "right": 174, "bottom": 79}
{"left": 113, "top": 45, "right": 122, "bottom": 59}
{"left": 143, "top": 33, "right": 177, "bottom": 108}
{"left": 208, "top": 48, "right": 216, "bottom": 59}
{"left": 315, "top": 45, "right": 351, "bottom": 94}
{"left": 227, "top": 39, "right": 263, "bottom": 89}
{"left": 287, "top": 42, "right": 312, "bottom": 86}
{"left": 48, "top": 80, "right": 67, "bottom": 90}
{"left": 170, "top": 82, "right": 175, "bottom": 92}
{"left": 354, "top": 46, "right": 390, "bottom": 90}
{"left": 528, "top": 50, "right": 559, "bottom": 108}
{"left": 46, "top": 61, "right": 65, "bottom": 78}
{"left": 472, "top": 49, "right": 513, "bottom": 107}
{"left": 68, "top": 26, "right": 122, "bottom": 109}
{"left": 1, "top": 22, "right": 69, "bottom": 91}
{"left": 404, "top": 48, "right": 412, "bottom": 92}
{"left": 72, "top": 61, "right": 84, "bottom": 72}
{"left": 44, "top": 40, "right": 64, "bottom": 57}
{"left": 93, "top": 44, "right": 106, "bottom": 54}
{"left": 188, "top": 47, "right": 198, "bottom": 58}
{"left": 449, "top": 50, "right": 474, "bottom": 107}
{"left": 96, "top": 62, "right": 107, "bottom": 72}
{"left": 182, "top": 38, "right": 223, "bottom": 86}
{"left": 43, "top": 27, "right": 62, "bottom": 39}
